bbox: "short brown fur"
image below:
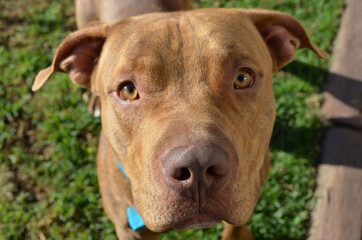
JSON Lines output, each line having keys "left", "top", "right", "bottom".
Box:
{"left": 33, "top": 7, "right": 327, "bottom": 240}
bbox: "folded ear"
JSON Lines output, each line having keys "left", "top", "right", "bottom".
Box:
{"left": 248, "top": 9, "right": 329, "bottom": 72}
{"left": 32, "top": 22, "right": 110, "bottom": 91}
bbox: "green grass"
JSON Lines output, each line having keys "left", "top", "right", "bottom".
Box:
{"left": 0, "top": 0, "right": 344, "bottom": 239}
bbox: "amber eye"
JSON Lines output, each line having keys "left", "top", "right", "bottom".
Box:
{"left": 118, "top": 82, "right": 139, "bottom": 101}
{"left": 234, "top": 70, "right": 253, "bottom": 89}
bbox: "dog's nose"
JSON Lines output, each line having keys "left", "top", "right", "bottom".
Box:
{"left": 162, "top": 143, "right": 229, "bottom": 196}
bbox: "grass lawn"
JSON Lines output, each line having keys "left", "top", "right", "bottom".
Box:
{"left": 0, "top": 0, "right": 344, "bottom": 239}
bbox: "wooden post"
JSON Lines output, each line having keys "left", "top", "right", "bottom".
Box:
{"left": 309, "top": 0, "right": 362, "bottom": 239}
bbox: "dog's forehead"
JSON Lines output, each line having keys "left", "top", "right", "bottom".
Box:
{"left": 103, "top": 9, "right": 268, "bottom": 88}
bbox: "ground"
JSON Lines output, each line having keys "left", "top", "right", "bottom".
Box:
{"left": 0, "top": 0, "right": 344, "bottom": 239}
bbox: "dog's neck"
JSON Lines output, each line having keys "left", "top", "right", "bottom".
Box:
{"left": 115, "top": 159, "right": 145, "bottom": 231}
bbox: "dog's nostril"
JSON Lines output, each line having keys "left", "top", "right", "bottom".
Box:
{"left": 206, "top": 165, "right": 225, "bottom": 176}
{"left": 175, "top": 167, "right": 191, "bottom": 181}
{"left": 206, "top": 166, "right": 218, "bottom": 176}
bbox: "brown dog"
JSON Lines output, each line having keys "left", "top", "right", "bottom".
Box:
{"left": 32, "top": 7, "right": 328, "bottom": 240}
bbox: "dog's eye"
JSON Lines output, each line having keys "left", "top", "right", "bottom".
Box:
{"left": 118, "top": 82, "right": 139, "bottom": 101}
{"left": 234, "top": 70, "right": 253, "bottom": 89}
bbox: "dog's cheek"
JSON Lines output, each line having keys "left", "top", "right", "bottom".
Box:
{"left": 224, "top": 77, "right": 275, "bottom": 219}
{"left": 99, "top": 97, "right": 140, "bottom": 163}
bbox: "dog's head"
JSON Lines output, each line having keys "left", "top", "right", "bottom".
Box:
{"left": 33, "top": 8, "right": 327, "bottom": 232}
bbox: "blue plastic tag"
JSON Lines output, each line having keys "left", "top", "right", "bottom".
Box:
{"left": 127, "top": 207, "right": 146, "bottom": 231}
{"left": 115, "top": 159, "right": 146, "bottom": 231}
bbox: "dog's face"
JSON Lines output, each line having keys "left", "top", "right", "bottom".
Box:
{"left": 33, "top": 9, "right": 327, "bottom": 232}
{"left": 98, "top": 10, "right": 276, "bottom": 231}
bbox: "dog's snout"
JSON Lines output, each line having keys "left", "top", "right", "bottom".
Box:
{"left": 162, "top": 142, "right": 230, "bottom": 196}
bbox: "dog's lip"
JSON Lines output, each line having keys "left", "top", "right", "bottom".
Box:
{"left": 173, "top": 214, "right": 220, "bottom": 230}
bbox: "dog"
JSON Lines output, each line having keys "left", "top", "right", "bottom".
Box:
{"left": 32, "top": 5, "right": 328, "bottom": 240}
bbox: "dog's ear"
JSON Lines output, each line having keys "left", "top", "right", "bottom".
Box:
{"left": 32, "top": 22, "right": 110, "bottom": 91}
{"left": 248, "top": 9, "right": 329, "bottom": 72}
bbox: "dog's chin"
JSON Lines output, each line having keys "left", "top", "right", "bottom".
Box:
{"left": 173, "top": 214, "right": 220, "bottom": 230}
{"left": 138, "top": 190, "right": 256, "bottom": 233}
{"left": 144, "top": 208, "right": 251, "bottom": 233}
{"left": 145, "top": 214, "right": 221, "bottom": 232}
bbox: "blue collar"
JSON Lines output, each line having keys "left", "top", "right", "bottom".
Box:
{"left": 115, "top": 159, "right": 146, "bottom": 231}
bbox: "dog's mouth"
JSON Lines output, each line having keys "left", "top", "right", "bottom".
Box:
{"left": 137, "top": 196, "right": 227, "bottom": 232}
{"left": 136, "top": 182, "right": 256, "bottom": 232}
